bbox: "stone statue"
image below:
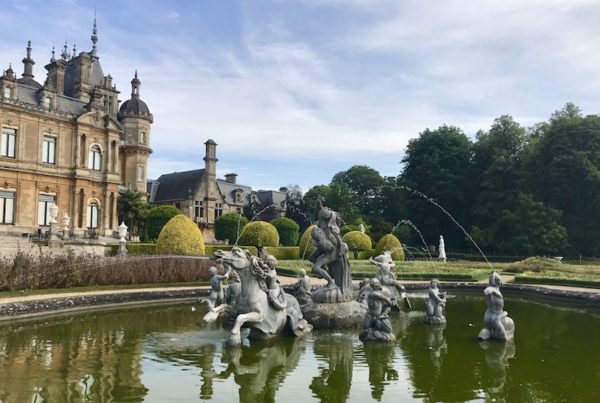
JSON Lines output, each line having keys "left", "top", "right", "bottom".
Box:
{"left": 369, "top": 251, "right": 411, "bottom": 309}
{"left": 425, "top": 278, "right": 446, "bottom": 324}
{"left": 438, "top": 235, "right": 446, "bottom": 262}
{"left": 203, "top": 266, "right": 231, "bottom": 311}
{"left": 309, "top": 196, "right": 353, "bottom": 303}
{"left": 290, "top": 268, "right": 312, "bottom": 305}
{"left": 359, "top": 278, "right": 396, "bottom": 342}
{"left": 207, "top": 247, "right": 312, "bottom": 345}
{"left": 478, "top": 271, "right": 515, "bottom": 341}
{"left": 359, "top": 223, "right": 365, "bottom": 234}
{"left": 262, "top": 254, "right": 287, "bottom": 310}
{"left": 225, "top": 271, "right": 241, "bottom": 306}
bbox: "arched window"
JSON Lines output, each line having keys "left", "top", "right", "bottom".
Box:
{"left": 87, "top": 201, "right": 99, "bottom": 228}
{"left": 88, "top": 145, "right": 101, "bottom": 171}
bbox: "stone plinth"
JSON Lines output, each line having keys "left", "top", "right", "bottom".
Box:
{"left": 301, "top": 300, "right": 366, "bottom": 330}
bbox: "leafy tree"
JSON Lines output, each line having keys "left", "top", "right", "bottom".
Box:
{"left": 146, "top": 205, "right": 182, "bottom": 241}
{"left": 400, "top": 125, "right": 473, "bottom": 250}
{"left": 284, "top": 184, "right": 311, "bottom": 231}
{"left": 326, "top": 182, "right": 361, "bottom": 224}
{"left": 117, "top": 190, "right": 148, "bottom": 237}
{"left": 331, "top": 165, "right": 384, "bottom": 217}
{"left": 271, "top": 217, "right": 300, "bottom": 246}
{"left": 525, "top": 104, "right": 600, "bottom": 255}
{"left": 303, "top": 185, "right": 331, "bottom": 220}
{"left": 215, "top": 213, "right": 248, "bottom": 244}
{"left": 377, "top": 176, "right": 407, "bottom": 225}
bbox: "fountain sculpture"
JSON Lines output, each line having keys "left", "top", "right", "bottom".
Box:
{"left": 300, "top": 197, "right": 366, "bottom": 328}
{"left": 358, "top": 251, "right": 411, "bottom": 309}
{"left": 424, "top": 278, "right": 446, "bottom": 324}
{"left": 359, "top": 278, "right": 396, "bottom": 342}
{"left": 290, "top": 268, "right": 312, "bottom": 305}
{"left": 204, "top": 247, "right": 312, "bottom": 345}
{"left": 478, "top": 271, "right": 515, "bottom": 341}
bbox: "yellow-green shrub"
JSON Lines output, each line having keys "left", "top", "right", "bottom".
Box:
{"left": 156, "top": 214, "right": 205, "bottom": 255}
{"left": 237, "top": 221, "right": 279, "bottom": 247}
{"left": 374, "top": 233, "right": 405, "bottom": 261}
{"left": 298, "top": 225, "right": 316, "bottom": 258}
{"left": 342, "top": 231, "right": 372, "bottom": 252}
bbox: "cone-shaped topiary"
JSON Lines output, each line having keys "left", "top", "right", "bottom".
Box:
{"left": 298, "top": 224, "right": 317, "bottom": 259}
{"left": 374, "top": 233, "right": 405, "bottom": 261}
{"left": 237, "top": 221, "right": 279, "bottom": 247}
{"left": 342, "top": 231, "right": 372, "bottom": 252}
{"left": 156, "top": 214, "right": 205, "bottom": 255}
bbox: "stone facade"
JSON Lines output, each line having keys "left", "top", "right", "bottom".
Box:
{"left": 148, "top": 140, "right": 286, "bottom": 242}
{"left": 0, "top": 21, "right": 152, "bottom": 237}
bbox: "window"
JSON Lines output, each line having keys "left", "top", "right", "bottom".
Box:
{"left": 195, "top": 200, "right": 204, "bottom": 218}
{"left": 88, "top": 146, "right": 101, "bottom": 170}
{"left": 1, "top": 128, "right": 16, "bottom": 158}
{"left": 137, "top": 165, "right": 144, "bottom": 181}
{"left": 42, "top": 136, "right": 56, "bottom": 164}
{"left": 0, "top": 191, "right": 15, "bottom": 224}
{"left": 140, "top": 132, "right": 146, "bottom": 145}
{"left": 38, "top": 194, "right": 55, "bottom": 226}
{"left": 3, "top": 87, "right": 11, "bottom": 99}
{"left": 215, "top": 203, "right": 223, "bottom": 219}
{"left": 87, "top": 201, "right": 99, "bottom": 228}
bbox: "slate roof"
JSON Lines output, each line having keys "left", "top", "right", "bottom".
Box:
{"left": 119, "top": 96, "right": 151, "bottom": 116}
{"left": 216, "top": 180, "right": 253, "bottom": 205}
{"left": 14, "top": 83, "right": 87, "bottom": 116}
{"left": 152, "top": 169, "right": 205, "bottom": 202}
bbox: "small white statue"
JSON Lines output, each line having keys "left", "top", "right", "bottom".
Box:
{"left": 359, "top": 223, "right": 365, "bottom": 234}
{"left": 438, "top": 235, "right": 447, "bottom": 262}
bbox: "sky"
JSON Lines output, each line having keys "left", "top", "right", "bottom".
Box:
{"left": 2, "top": 0, "right": 600, "bottom": 192}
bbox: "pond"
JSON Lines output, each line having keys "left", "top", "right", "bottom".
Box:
{"left": 0, "top": 293, "right": 598, "bottom": 402}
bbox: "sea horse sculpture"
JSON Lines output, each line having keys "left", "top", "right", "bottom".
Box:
{"left": 207, "top": 247, "right": 312, "bottom": 345}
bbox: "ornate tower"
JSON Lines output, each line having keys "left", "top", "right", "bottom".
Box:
{"left": 118, "top": 71, "right": 153, "bottom": 198}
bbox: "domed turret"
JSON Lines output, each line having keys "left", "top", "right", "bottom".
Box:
{"left": 118, "top": 71, "right": 152, "bottom": 119}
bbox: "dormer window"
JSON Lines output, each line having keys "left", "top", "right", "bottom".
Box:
{"left": 3, "top": 87, "right": 11, "bottom": 99}
{"left": 88, "top": 145, "right": 101, "bottom": 171}
{"left": 42, "top": 96, "right": 51, "bottom": 109}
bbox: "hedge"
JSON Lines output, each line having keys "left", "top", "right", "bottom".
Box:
{"left": 265, "top": 246, "right": 300, "bottom": 260}
{"left": 513, "top": 275, "right": 600, "bottom": 289}
{"left": 109, "top": 243, "right": 157, "bottom": 256}
{"left": 156, "top": 215, "right": 205, "bottom": 255}
{"left": 271, "top": 217, "right": 300, "bottom": 246}
{"left": 237, "top": 221, "right": 279, "bottom": 247}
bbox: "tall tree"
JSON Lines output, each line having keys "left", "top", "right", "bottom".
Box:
{"left": 525, "top": 103, "right": 600, "bottom": 255}
{"left": 284, "top": 184, "right": 311, "bottom": 231}
{"left": 330, "top": 165, "right": 384, "bottom": 217}
{"left": 303, "top": 185, "right": 332, "bottom": 221}
{"left": 400, "top": 125, "right": 473, "bottom": 250}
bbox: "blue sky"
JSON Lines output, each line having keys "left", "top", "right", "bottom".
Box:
{"left": 2, "top": 0, "right": 600, "bottom": 192}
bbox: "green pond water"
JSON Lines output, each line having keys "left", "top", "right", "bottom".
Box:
{"left": 0, "top": 293, "right": 598, "bottom": 402}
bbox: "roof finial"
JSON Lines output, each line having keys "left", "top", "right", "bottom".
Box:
{"left": 72, "top": 43, "right": 77, "bottom": 58}
{"left": 26, "top": 40, "right": 32, "bottom": 59}
{"left": 91, "top": 10, "right": 98, "bottom": 58}
{"left": 50, "top": 45, "right": 56, "bottom": 62}
{"left": 61, "top": 41, "right": 69, "bottom": 60}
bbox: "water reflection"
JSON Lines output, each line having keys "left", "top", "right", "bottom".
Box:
{"left": 310, "top": 334, "right": 353, "bottom": 403}
{"left": 479, "top": 340, "right": 515, "bottom": 397}
{"left": 363, "top": 342, "right": 398, "bottom": 400}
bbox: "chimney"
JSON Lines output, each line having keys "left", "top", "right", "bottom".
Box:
{"left": 225, "top": 173, "right": 237, "bottom": 184}
{"left": 279, "top": 187, "right": 289, "bottom": 193}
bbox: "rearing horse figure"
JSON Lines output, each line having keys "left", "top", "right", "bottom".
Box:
{"left": 207, "top": 247, "right": 312, "bottom": 345}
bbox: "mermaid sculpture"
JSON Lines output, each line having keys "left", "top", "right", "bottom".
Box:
{"left": 478, "top": 271, "right": 515, "bottom": 341}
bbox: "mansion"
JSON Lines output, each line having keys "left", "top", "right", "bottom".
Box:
{"left": 0, "top": 20, "right": 152, "bottom": 236}
{"left": 148, "top": 140, "right": 286, "bottom": 242}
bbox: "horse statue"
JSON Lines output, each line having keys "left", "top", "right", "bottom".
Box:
{"left": 205, "top": 247, "right": 312, "bottom": 345}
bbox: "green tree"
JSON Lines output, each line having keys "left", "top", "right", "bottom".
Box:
{"left": 400, "top": 125, "right": 473, "bottom": 250}
{"left": 331, "top": 165, "right": 384, "bottom": 217}
{"left": 146, "top": 205, "right": 182, "bottom": 241}
{"left": 117, "top": 190, "right": 148, "bottom": 237}
{"left": 215, "top": 213, "right": 248, "bottom": 243}
{"left": 271, "top": 217, "right": 300, "bottom": 246}
{"left": 525, "top": 104, "right": 600, "bottom": 255}
{"left": 284, "top": 184, "right": 311, "bottom": 231}
{"left": 303, "top": 185, "right": 331, "bottom": 220}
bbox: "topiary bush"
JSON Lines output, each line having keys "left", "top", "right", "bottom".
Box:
{"left": 156, "top": 214, "right": 205, "bottom": 255}
{"left": 342, "top": 231, "right": 372, "bottom": 258}
{"left": 146, "top": 205, "right": 182, "bottom": 241}
{"left": 265, "top": 246, "right": 300, "bottom": 260}
{"left": 271, "top": 217, "right": 300, "bottom": 246}
{"left": 215, "top": 213, "right": 248, "bottom": 243}
{"left": 374, "top": 233, "right": 405, "bottom": 261}
{"left": 298, "top": 225, "right": 317, "bottom": 259}
{"left": 237, "top": 221, "right": 279, "bottom": 247}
